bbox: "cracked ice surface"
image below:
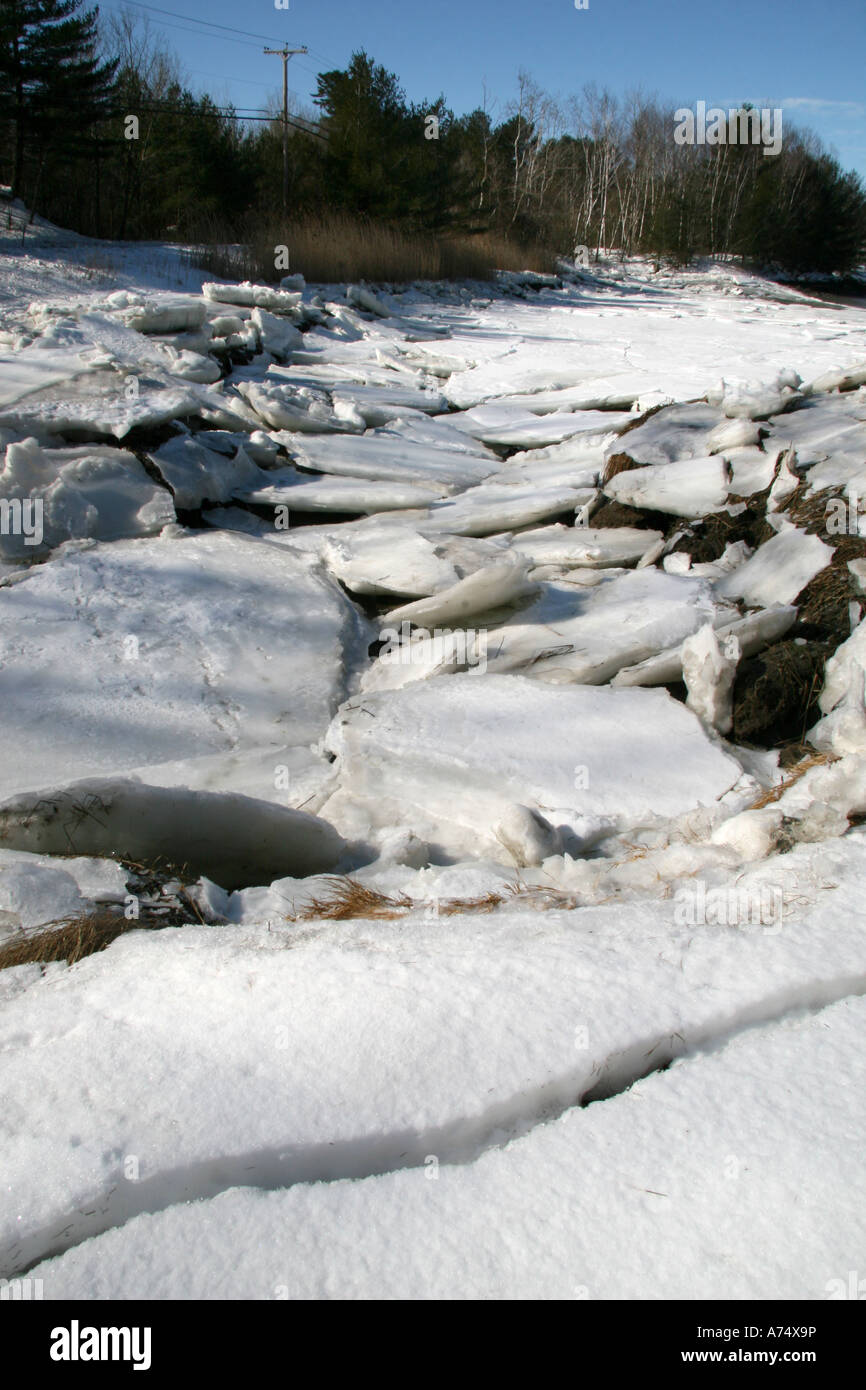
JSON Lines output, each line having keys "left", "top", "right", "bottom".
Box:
{"left": 1, "top": 229, "right": 866, "bottom": 1298}
{"left": 2, "top": 834, "right": 865, "bottom": 1288}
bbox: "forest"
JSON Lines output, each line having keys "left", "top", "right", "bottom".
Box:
{"left": 2, "top": 1, "right": 865, "bottom": 278}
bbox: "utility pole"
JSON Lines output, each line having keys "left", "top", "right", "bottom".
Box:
{"left": 264, "top": 45, "right": 308, "bottom": 214}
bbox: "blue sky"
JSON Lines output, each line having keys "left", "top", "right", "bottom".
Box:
{"left": 98, "top": 0, "right": 866, "bottom": 179}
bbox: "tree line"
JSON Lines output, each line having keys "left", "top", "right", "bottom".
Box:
{"left": 2, "top": 0, "right": 864, "bottom": 274}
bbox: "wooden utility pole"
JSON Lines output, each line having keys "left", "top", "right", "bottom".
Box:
{"left": 263, "top": 45, "right": 308, "bottom": 213}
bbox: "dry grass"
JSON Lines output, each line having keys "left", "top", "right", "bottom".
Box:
{"left": 796, "top": 537, "right": 866, "bottom": 643}
{"left": 786, "top": 481, "right": 844, "bottom": 532}
{"left": 292, "top": 877, "right": 414, "bottom": 921}
{"left": 0, "top": 877, "right": 582, "bottom": 971}
{"left": 601, "top": 452, "right": 643, "bottom": 486}
{"left": 287, "top": 875, "right": 578, "bottom": 921}
{"left": 0, "top": 858, "right": 208, "bottom": 970}
{"left": 433, "top": 891, "right": 505, "bottom": 915}
{"left": 616, "top": 402, "right": 666, "bottom": 438}
{"left": 0, "top": 909, "right": 147, "bottom": 970}
{"left": 767, "top": 480, "right": 866, "bottom": 648}
{"left": 188, "top": 213, "right": 555, "bottom": 286}
{"left": 749, "top": 751, "right": 838, "bottom": 809}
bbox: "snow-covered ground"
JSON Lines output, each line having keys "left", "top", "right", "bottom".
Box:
{"left": 1, "top": 211, "right": 865, "bottom": 1300}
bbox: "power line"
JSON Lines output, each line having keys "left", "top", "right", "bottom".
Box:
{"left": 101, "top": 3, "right": 327, "bottom": 144}
{"left": 135, "top": 103, "right": 326, "bottom": 138}
{"left": 106, "top": 0, "right": 292, "bottom": 47}
{"left": 189, "top": 69, "right": 278, "bottom": 89}
{"left": 104, "top": 10, "right": 267, "bottom": 51}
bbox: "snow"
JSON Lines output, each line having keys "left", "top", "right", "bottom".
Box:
{"left": 4, "top": 832, "right": 866, "bottom": 1296}
{"left": 22, "top": 991, "right": 864, "bottom": 1299}
{"left": 202, "top": 281, "right": 302, "bottom": 312}
{"left": 1, "top": 222, "right": 866, "bottom": 1300}
{"left": 0, "top": 848, "right": 127, "bottom": 935}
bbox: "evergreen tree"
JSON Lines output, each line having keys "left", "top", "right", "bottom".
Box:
{"left": 314, "top": 51, "right": 414, "bottom": 219}
{"left": 1, "top": 0, "right": 117, "bottom": 209}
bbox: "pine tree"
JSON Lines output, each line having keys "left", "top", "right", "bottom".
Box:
{"left": 0, "top": 0, "right": 117, "bottom": 205}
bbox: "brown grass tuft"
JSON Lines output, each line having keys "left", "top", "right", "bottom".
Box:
{"left": 0, "top": 909, "right": 140, "bottom": 970}
{"left": 291, "top": 876, "right": 414, "bottom": 921}
{"left": 749, "top": 751, "right": 838, "bottom": 809}
{"left": 602, "top": 452, "right": 643, "bottom": 486}
{"left": 795, "top": 536, "right": 866, "bottom": 644}
{"left": 786, "top": 482, "right": 844, "bottom": 533}
{"left": 616, "top": 402, "right": 667, "bottom": 438}
{"left": 287, "top": 877, "right": 580, "bottom": 921}
{"left": 436, "top": 891, "right": 505, "bottom": 915}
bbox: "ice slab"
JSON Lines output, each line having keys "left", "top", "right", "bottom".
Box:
{"left": 0, "top": 439, "right": 174, "bottom": 557}
{"left": 322, "top": 524, "right": 460, "bottom": 598}
{"left": 714, "top": 521, "right": 833, "bottom": 607}
{"left": 482, "top": 569, "right": 726, "bottom": 684}
{"left": 0, "top": 531, "right": 359, "bottom": 801}
{"left": 149, "top": 437, "right": 269, "bottom": 509}
{"left": 605, "top": 454, "right": 732, "bottom": 518}
{"left": 0, "top": 779, "right": 345, "bottom": 891}
{"left": 420, "top": 483, "right": 585, "bottom": 536}
{"left": 241, "top": 469, "right": 446, "bottom": 514}
{"left": 285, "top": 432, "right": 498, "bottom": 490}
{"left": 0, "top": 373, "right": 201, "bottom": 440}
{"left": 510, "top": 523, "right": 662, "bottom": 569}
{"left": 322, "top": 673, "right": 744, "bottom": 858}
{"left": 447, "top": 402, "right": 628, "bottom": 449}
{"left": 202, "top": 282, "right": 302, "bottom": 312}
